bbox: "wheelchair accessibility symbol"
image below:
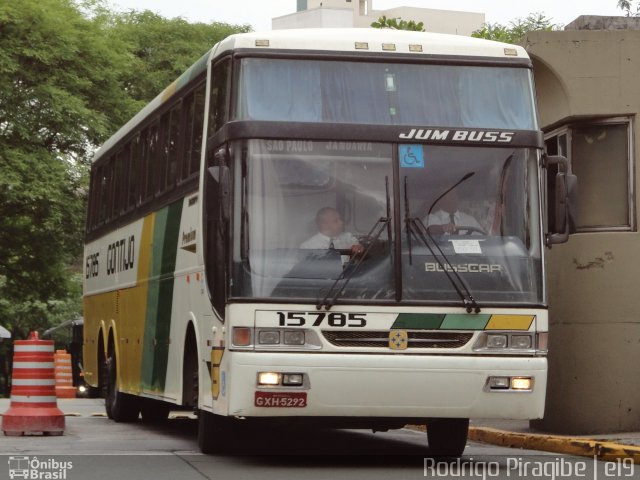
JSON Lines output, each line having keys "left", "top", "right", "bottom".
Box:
{"left": 399, "top": 145, "right": 425, "bottom": 168}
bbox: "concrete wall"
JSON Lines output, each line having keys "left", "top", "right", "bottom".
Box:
{"left": 359, "top": 6, "right": 484, "bottom": 36}
{"left": 273, "top": 8, "right": 353, "bottom": 30}
{"left": 273, "top": 1, "right": 484, "bottom": 36}
{"left": 524, "top": 25, "right": 640, "bottom": 434}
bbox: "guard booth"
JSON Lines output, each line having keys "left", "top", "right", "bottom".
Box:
{"left": 524, "top": 16, "right": 640, "bottom": 434}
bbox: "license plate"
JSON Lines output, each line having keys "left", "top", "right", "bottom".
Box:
{"left": 255, "top": 391, "right": 307, "bottom": 408}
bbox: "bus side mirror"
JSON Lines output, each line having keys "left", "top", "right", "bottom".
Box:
{"left": 545, "top": 155, "right": 578, "bottom": 246}
{"left": 207, "top": 165, "right": 231, "bottom": 222}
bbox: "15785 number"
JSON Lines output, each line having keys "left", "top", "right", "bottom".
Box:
{"left": 276, "top": 311, "right": 367, "bottom": 327}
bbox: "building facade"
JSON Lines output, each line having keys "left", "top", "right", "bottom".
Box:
{"left": 273, "top": 0, "right": 484, "bottom": 36}
{"left": 526, "top": 16, "right": 640, "bottom": 434}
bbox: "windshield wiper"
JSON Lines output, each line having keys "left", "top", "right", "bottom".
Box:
{"left": 404, "top": 173, "right": 481, "bottom": 314}
{"left": 317, "top": 177, "right": 391, "bottom": 311}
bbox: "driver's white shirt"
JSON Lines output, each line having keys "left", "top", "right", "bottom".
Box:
{"left": 300, "top": 232, "right": 359, "bottom": 250}
{"left": 426, "top": 209, "right": 483, "bottom": 233}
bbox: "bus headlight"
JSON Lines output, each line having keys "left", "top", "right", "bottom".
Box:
{"left": 282, "top": 373, "right": 304, "bottom": 386}
{"left": 257, "top": 372, "right": 281, "bottom": 386}
{"left": 511, "top": 377, "right": 533, "bottom": 391}
{"left": 258, "top": 330, "right": 280, "bottom": 345}
{"left": 283, "top": 330, "right": 305, "bottom": 345}
{"left": 511, "top": 335, "right": 532, "bottom": 349}
{"left": 232, "top": 328, "right": 322, "bottom": 351}
{"left": 473, "top": 332, "right": 537, "bottom": 353}
{"left": 486, "top": 376, "right": 534, "bottom": 392}
{"left": 486, "top": 334, "right": 508, "bottom": 349}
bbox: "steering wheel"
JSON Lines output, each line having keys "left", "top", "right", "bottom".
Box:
{"left": 452, "top": 225, "right": 487, "bottom": 235}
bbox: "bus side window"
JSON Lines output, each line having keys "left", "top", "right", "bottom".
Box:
{"left": 165, "top": 104, "right": 181, "bottom": 190}
{"left": 88, "top": 168, "right": 100, "bottom": 231}
{"left": 145, "top": 123, "right": 159, "bottom": 201}
{"left": 204, "top": 146, "right": 231, "bottom": 318}
{"left": 128, "top": 135, "right": 140, "bottom": 209}
{"left": 182, "top": 83, "right": 206, "bottom": 181}
{"left": 191, "top": 86, "right": 206, "bottom": 174}
{"left": 114, "top": 148, "right": 126, "bottom": 217}
{"left": 157, "top": 112, "right": 170, "bottom": 194}
{"left": 208, "top": 58, "right": 231, "bottom": 137}
{"left": 105, "top": 158, "right": 115, "bottom": 223}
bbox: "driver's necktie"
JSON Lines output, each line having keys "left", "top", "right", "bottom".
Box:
{"left": 449, "top": 212, "right": 456, "bottom": 226}
{"left": 329, "top": 238, "right": 335, "bottom": 250}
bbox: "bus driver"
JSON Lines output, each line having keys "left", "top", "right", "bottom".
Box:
{"left": 426, "top": 190, "right": 484, "bottom": 235}
{"left": 301, "top": 207, "right": 364, "bottom": 255}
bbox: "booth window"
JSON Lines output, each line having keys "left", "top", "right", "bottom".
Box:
{"left": 545, "top": 118, "right": 634, "bottom": 232}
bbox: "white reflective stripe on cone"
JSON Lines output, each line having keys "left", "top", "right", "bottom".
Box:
{"left": 12, "top": 362, "right": 55, "bottom": 369}
{"left": 10, "top": 395, "right": 58, "bottom": 403}
{"left": 11, "top": 379, "right": 56, "bottom": 386}
{"left": 14, "top": 345, "right": 54, "bottom": 352}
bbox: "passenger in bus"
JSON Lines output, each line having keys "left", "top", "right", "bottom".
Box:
{"left": 425, "top": 190, "right": 484, "bottom": 235}
{"left": 301, "top": 207, "right": 364, "bottom": 255}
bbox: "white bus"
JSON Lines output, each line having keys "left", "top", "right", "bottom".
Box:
{"left": 83, "top": 29, "right": 575, "bottom": 456}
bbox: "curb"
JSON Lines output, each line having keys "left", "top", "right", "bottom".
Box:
{"left": 469, "top": 427, "right": 640, "bottom": 464}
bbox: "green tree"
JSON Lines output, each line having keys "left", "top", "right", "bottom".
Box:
{"left": 371, "top": 15, "right": 425, "bottom": 32}
{"left": 0, "top": 0, "right": 249, "bottom": 394}
{"left": 617, "top": 0, "right": 640, "bottom": 16}
{"left": 472, "top": 13, "right": 557, "bottom": 44}
{"left": 104, "top": 10, "right": 251, "bottom": 105}
{"left": 0, "top": 0, "right": 132, "bottom": 394}
{"left": 0, "top": 0, "right": 133, "bottom": 329}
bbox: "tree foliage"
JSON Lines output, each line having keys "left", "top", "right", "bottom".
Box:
{"left": 618, "top": 0, "right": 640, "bottom": 16}
{"left": 371, "top": 15, "right": 425, "bottom": 32}
{"left": 102, "top": 10, "right": 250, "bottom": 106}
{"left": 472, "top": 13, "right": 557, "bottom": 44}
{"left": 0, "top": 0, "right": 248, "bottom": 394}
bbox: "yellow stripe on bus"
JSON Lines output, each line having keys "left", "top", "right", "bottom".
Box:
{"left": 485, "top": 315, "right": 535, "bottom": 331}
{"left": 119, "top": 213, "right": 156, "bottom": 394}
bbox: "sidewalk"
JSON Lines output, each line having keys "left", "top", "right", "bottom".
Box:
{"left": 469, "top": 419, "right": 640, "bottom": 463}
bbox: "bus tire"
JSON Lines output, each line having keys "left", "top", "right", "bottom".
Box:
{"left": 426, "top": 418, "right": 469, "bottom": 457}
{"left": 105, "top": 356, "right": 140, "bottom": 423}
{"left": 140, "top": 399, "right": 171, "bottom": 423}
{"left": 198, "top": 409, "right": 231, "bottom": 454}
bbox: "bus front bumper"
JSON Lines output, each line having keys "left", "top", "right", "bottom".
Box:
{"left": 225, "top": 352, "right": 547, "bottom": 419}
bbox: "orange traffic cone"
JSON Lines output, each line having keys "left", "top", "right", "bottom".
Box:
{"left": 1, "top": 332, "right": 65, "bottom": 436}
{"left": 54, "top": 350, "right": 76, "bottom": 399}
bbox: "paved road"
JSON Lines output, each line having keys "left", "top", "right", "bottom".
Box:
{"left": 1, "top": 399, "right": 638, "bottom": 480}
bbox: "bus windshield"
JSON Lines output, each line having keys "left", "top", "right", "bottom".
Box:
{"left": 230, "top": 140, "right": 543, "bottom": 306}
{"left": 236, "top": 58, "right": 537, "bottom": 130}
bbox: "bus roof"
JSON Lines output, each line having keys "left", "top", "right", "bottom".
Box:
{"left": 213, "top": 28, "right": 529, "bottom": 60}
{"left": 92, "top": 29, "right": 528, "bottom": 164}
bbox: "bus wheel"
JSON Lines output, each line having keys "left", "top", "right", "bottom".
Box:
{"left": 140, "top": 399, "right": 171, "bottom": 423}
{"left": 198, "top": 409, "right": 233, "bottom": 454}
{"left": 105, "top": 356, "right": 140, "bottom": 422}
{"left": 426, "top": 418, "right": 469, "bottom": 457}
{"left": 102, "top": 358, "right": 113, "bottom": 419}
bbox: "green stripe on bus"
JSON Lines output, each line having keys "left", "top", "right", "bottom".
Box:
{"left": 141, "top": 209, "right": 166, "bottom": 391}
{"left": 440, "top": 314, "right": 491, "bottom": 330}
{"left": 141, "top": 201, "right": 183, "bottom": 392}
{"left": 392, "top": 313, "right": 445, "bottom": 329}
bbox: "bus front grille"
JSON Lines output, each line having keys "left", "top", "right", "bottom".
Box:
{"left": 321, "top": 331, "right": 474, "bottom": 349}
